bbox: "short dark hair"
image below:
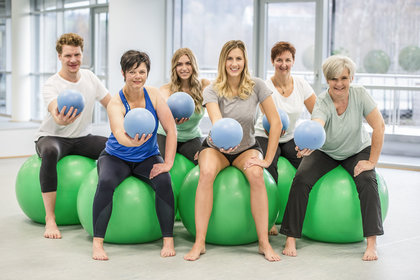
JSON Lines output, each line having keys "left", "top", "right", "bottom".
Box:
{"left": 271, "top": 41, "right": 296, "bottom": 62}
{"left": 56, "top": 33, "right": 84, "bottom": 54}
{"left": 120, "top": 50, "right": 151, "bottom": 75}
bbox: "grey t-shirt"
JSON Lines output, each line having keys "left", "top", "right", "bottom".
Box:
{"left": 203, "top": 77, "right": 272, "bottom": 154}
{"left": 312, "top": 85, "right": 377, "bottom": 160}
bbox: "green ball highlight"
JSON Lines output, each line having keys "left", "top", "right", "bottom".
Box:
{"left": 398, "top": 45, "right": 420, "bottom": 72}
{"left": 302, "top": 166, "right": 389, "bottom": 243}
{"left": 15, "top": 155, "right": 96, "bottom": 225}
{"left": 77, "top": 170, "right": 163, "bottom": 244}
{"left": 169, "top": 153, "right": 195, "bottom": 221}
{"left": 178, "top": 166, "right": 279, "bottom": 245}
{"left": 276, "top": 157, "right": 297, "bottom": 224}
{"left": 363, "top": 50, "right": 390, "bottom": 73}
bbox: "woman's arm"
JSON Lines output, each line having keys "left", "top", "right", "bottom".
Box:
{"left": 353, "top": 108, "right": 385, "bottom": 177}
{"left": 258, "top": 96, "right": 281, "bottom": 165}
{"left": 154, "top": 87, "right": 177, "bottom": 170}
{"left": 159, "top": 84, "right": 171, "bottom": 101}
{"left": 304, "top": 93, "right": 317, "bottom": 114}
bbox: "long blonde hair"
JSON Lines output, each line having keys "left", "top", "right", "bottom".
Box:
{"left": 214, "top": 40, "right": 255, "bottom": 99}
{"left": 169, "top": 48, "right": 203, "bottom": 113}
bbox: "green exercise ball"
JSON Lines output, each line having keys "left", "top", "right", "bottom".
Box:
{"left": 15, "top": 155, "right": 96, "bottom": 225}
{"left": 77, "top": 170, "right": 162, "bottom": 244}
{"left": 178, "top": 166, "right": 279, "bottom": 245}
{"left": 363, "top": 50, "right": 390, "bottom": 73}
{"left": 169, "top": 153, "right": 195, "bottom": 221}
{"left": 276, "top": 157, "right": 297, "bottom": 224}
{"left": 398, "top": 45, "right": 420, "bottom": 72}
{"left": 302, "top": 166, "right": 389, "bottom": 243}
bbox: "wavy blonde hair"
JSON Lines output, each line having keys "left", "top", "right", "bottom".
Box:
{"left": 214, "top": 40, "right": 255, "bottom": 99}
{"left": 169, "top": 48, "right": 203, "bottom": 113}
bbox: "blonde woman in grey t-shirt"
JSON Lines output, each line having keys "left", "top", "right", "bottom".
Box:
{"left": 184, "top": 40, "right": 282, "bottom": 262}
{"left": 280, "top": 55, "right": 385, "bottom": 261}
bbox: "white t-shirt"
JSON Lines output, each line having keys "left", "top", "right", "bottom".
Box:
{"left": 35, "top": 69, "right": 108, "bottom": 140}
{"left": 255, "top": 75, "right": 314, "bottom": 143}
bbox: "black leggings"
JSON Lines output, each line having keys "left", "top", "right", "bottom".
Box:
{"left": 256, "top": 137, "right": 301, "bottom": 183}
{"left": 92, "top": 151, "right": 174, "bottom": 238}
{"left": 157, "top": 134, "right": 202, "bottom": 164}
{"left": 35, "top": 135, "right": 107, "bottom": 193}
{"left": 279, "top": 146, "right": 384, "bottom": 238}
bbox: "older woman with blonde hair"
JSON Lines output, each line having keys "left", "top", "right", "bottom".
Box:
{"left": 184, "top": 40, "right": 282, "bottom": 262}
{"left": 157, "top": 48, "right": 210, "bottom": 164}
{"left": 280, "top": 55, "right": 385, "bottom": 261}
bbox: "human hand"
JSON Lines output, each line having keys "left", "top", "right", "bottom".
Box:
{"left": 175, "top": 117, "right": 189, "bottom": 125}
{"left": 54, "top": 106, "right": 80, "bottom": 125}
{"left": 353, "top": 160, "right": 375, "bottom": 177}
{"left": 208, "top": 135, "right": 239, "bottom": 154}
{"left": 149, "top": 162, "right": 171, "bottom": 179}
{"left": 243, "top": 156, "right": 269, "bottom": 170}
{"left": 295, "top": 146, "right": 314, "bottom": 158}
{"left": 126, "top": 133, "right": 153, "bottom": 147}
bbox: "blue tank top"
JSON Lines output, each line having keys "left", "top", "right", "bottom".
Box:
{"left": 105, "top": 88, "right": 160, "bottom": 162}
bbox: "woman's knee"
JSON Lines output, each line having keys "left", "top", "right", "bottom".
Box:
{"left": 40, "top": 145, "right": 60, "bottom": 160}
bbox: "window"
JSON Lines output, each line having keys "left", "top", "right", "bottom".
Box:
{"left": 172, "top": 0, "right": 254, "bottom": 79}
{"left": 31, "top": 0, "right": 108, "bottom": 122}
{"left": 171, "top": 0, "right": 420, "bottom": 137}
{"left": 332, "top": 0, "right": 420, "bottom": 135}
{"left": 0, "top": 0, "right": 11, "bottom": 115}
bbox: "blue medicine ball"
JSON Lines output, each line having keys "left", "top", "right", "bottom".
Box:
{"left": 124, "top": 108, "right": 156, "bottom": 138}
{"left": 262, "top": 108, "right": 290, "bottom": 133}
{"left": 294, "top": 120, "right": 326, "bottom": 150}
{"left": 57, "top": 89, "right": 85, "bottom": 115}
{"left": 167, "top": 92, "right": 195, "bottom": 120}
{"left": 210, "top": 118, "right": 243, "bottom": 150}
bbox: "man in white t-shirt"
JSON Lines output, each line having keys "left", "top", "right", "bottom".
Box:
{"left": 34, "top": 33, "right": 111, "bottom": 239}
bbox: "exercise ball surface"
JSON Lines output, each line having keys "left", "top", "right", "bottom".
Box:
{"left": 178, "top": 166, "right": 279, "bottom": 245}
{"left": 169, "top": 153, "right": 195, "bottom": 220}
{"left": 398, "top": 45, "right": 420, "bottom": 72}
{"left": 276, "top": 157, "right": 297, "bottom": 224}
{"left": 210, "top": 118, "right": 243, "bottom": 150}
{"left": 124, "top": 108, "right": 156, "bottom": 138}
{"left": 167, "top": 91, "right": 195, "bottom": 119}
{"left": 77, "top": 171, "right": 162, "bottom": 244}
{"left": 57, "top": 89, "right": 85, "bottom": 115}
{"left": 262, "top": 108, "right": 290, "bottom": 133}
{"left": 363, "top": 50, "right": 390, "bottom": 74}
{"left": 15, "top": 155, "right": 96, "bottom": 225}
{"left": 302, "top": 166, "right": 389, "bottom": 243}
{"left": 294, "top": 120, "right": 326, "bottom": 150}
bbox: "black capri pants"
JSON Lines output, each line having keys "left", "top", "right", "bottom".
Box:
{"left": 280, "top": 146, "right": 384, "bottom": 238}
{"left": 157, "top": 134, "right": 203, "bottom": 165}
{"left": 256, "top": 136, "right": 302, "bottom": 183}
{"left": 92, "top": 151, "right": 174, "bottom": 238}
{"left": 35, "top": 134, "right": 107, "bottom": 193}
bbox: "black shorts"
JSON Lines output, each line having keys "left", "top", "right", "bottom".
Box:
{"left": 199, "top": 139, "right": 263, "bottom": 165}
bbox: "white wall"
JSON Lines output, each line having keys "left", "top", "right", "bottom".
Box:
{"left": 108, "top": 0, "right": 168, "bottom": 95}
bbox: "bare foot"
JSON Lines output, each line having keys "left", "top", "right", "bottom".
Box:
{"left": 282, "top": 237, "right": 297, "bottom": 257}
{"left": 44, "top": 217, "right": 61, "bottom": 239}
{"left": 161, "top": 237, "right": 176, "bottom": 257}
{"left": 92, "top": 238, "right": 108, "bottom": 261}
{"left": 269, "top": 225, "right": 279, "bottom": 235}
{"left": 362, "top": 236, "right": 378, "bottom": 261}
{"left": 258, "top": 241, "right": 281, "bottom": 262}
{"left": 184, "top": 242, "right": 206, "bottom": 261}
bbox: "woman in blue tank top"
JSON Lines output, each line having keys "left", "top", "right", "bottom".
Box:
{"left": 92, "top": 50, "right": 177, "bottom": 261}
{"left": 157, "top": 48, "right": 210, "bottom": 164}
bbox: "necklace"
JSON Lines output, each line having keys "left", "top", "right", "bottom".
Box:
{"left": 273, "top": 76, "right": 291, "bottom": 96}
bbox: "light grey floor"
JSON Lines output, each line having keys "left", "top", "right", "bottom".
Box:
{"left": 1, "top": 157, "right": 420, "bottom": 280}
